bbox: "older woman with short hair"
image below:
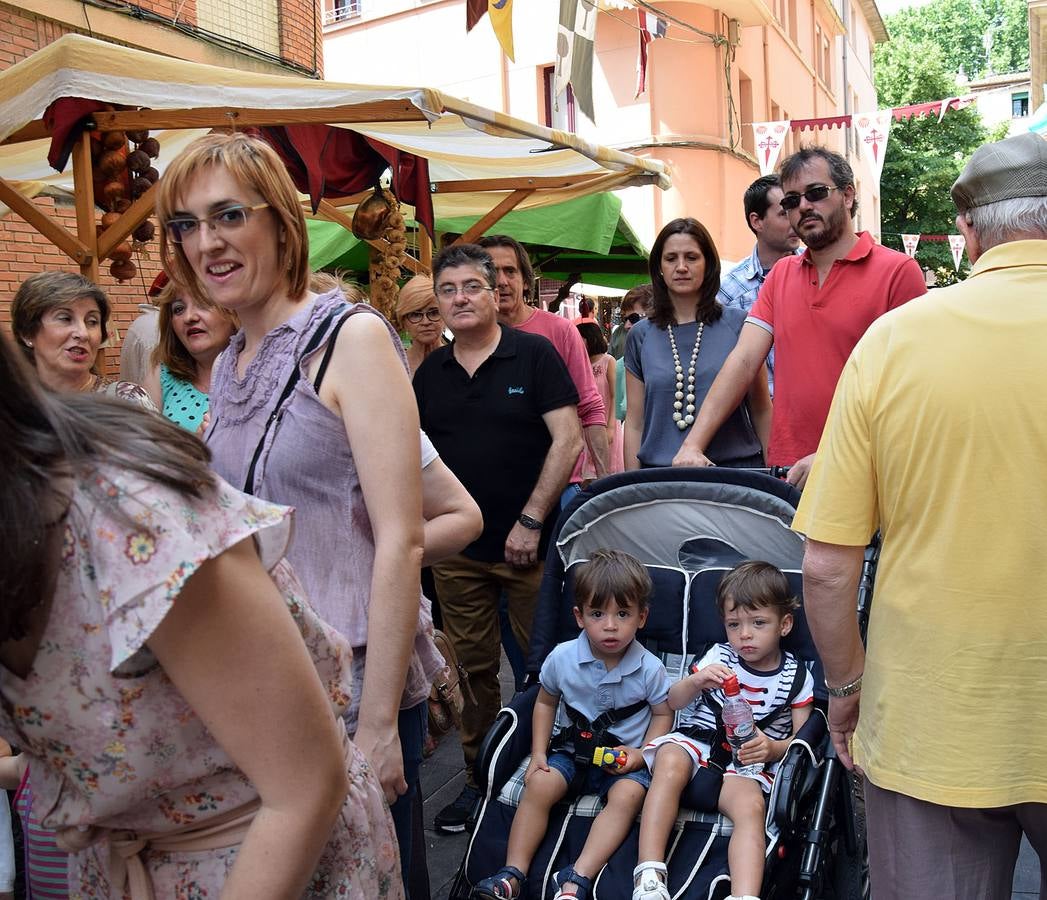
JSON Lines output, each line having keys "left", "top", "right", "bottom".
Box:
{"left": 394, "top": 274, "right": 446, "bottom": 377}
{"left": 11, "top": 271, "right": 153, "bottom": 407}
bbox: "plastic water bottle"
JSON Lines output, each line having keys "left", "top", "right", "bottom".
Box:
{"left": 721, "top": 674, "right": 763, "bottom": 777}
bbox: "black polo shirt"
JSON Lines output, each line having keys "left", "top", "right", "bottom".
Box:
{"left": 414, "top": 324, "right": 579, "bottom": 562}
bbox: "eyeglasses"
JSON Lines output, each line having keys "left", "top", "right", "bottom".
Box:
{"left": 625, "top": 312, "right": 645, "bottom": 325}
{"left": 435, "top": 281, "right": 492, "bottom": 300}
{"left": 404, "top": 307, "right": 442, "bottom": 324}
{"left": 779, "top": 185, "right": 840, "bottom": 210}
{"left": 164, "top": 203, "right": 271, "bottom": 244}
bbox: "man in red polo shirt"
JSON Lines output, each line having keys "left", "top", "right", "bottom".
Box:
{"left": 673, "top": 146, "right": 926, "bottom": 487}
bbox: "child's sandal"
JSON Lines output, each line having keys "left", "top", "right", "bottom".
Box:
{"left": 552, "top": 865, "right": 593, "bottom": 900}
{"left": 632, "top": 861, "right": 670, "bottom": 900}
{"left": 472, "top": 865, "right": 526, "bottom": 899}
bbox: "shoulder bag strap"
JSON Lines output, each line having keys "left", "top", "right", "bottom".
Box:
{"left": 242, "top": 306, "right": 347, "bottom": 494}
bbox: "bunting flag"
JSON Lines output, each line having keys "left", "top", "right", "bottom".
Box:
{"left": 635, "top": 9, "right": 667, "bottom": 98}
{"left": 786, "top": 96, "right": 976, "bottom": 133}
{"left": 466, "top": 0, "right": 486, "bottom": 30}
{"left": 488, "top": 0, "right": 515, "bottom": 61}
{"left": 901, "top": 233, "right": 920, "bottom": 258}
{"left": 751, "top": 121, "right": 790, "bottom": 175}
{"left": 853, "top": 109, "right": 892, "bottom": 183}
{"left": 949, "top": 234, "right": 966, "bottom": 270}
{"left": 555, "top": 0, "right": 598, "bottom": 122}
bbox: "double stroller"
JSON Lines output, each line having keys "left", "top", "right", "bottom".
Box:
{"left": 448, "top": 467, "right": 872, "bottom": 900}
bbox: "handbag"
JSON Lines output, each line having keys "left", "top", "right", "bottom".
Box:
{"left": 427, "top": 629, "right": 474, "bottom": 737}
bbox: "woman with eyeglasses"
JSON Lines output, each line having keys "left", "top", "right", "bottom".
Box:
{"left": 623, "top": 218, "right": 770, "bottom": 470}
{"left": 156, "top": 132, "right": 440, "bottom": 897}
{"left": 394, "top": 274, "right": 446, "bottom": 377}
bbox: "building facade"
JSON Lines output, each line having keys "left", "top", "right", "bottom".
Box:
{"left": 323, "top": 0, "right": 888, "bottom": 260}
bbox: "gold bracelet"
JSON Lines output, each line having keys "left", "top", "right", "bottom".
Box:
{"left": 826, "top": 673, "right": 863, "bottom": 697}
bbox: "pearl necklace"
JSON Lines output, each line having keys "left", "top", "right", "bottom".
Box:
{"left": 667, "top": 321, "right": 704, "bottom": 431}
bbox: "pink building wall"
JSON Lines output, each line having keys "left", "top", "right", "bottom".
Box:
{"left": 324, "top": 0, "right": 885, "bottom": 262}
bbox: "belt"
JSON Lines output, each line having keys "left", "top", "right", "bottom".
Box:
{"left": 56, "top": 727, "right": 351, "bottom": 900}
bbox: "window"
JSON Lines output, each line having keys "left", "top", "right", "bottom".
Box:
{"left": 325, "top": 0, "right": 362, "bottom": 26}
{"left": 739, "top": 72, "right": 754, "bottom": 155}
{"left": 787, "top": 0, "right": 798, "bottom": 44}
{"left": 1012, "top": 91, "right": 1029, "bottom": 118}
{"left": 822, "top": 33, "right": 832, "bottom": 89}
{"left": 543, "top": 66, "right": 576, "bottom": 132}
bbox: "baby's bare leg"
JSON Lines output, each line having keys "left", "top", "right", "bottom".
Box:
{"left": 504, "top": 767, "right": 569, "bottom": 881}
{"left": 718, "top": 775, "right": 767, "bottom": 897}
{"left": 570, "top": 777, "right": 648, "bottom": 883}
{"left": 637, "top": 744, "right": 693, "bottom": 863}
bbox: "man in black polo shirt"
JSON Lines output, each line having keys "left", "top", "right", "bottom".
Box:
{"left": 414, "top": 243, "right": 582, "bottom": 833}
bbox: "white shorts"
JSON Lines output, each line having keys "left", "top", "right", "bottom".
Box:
{"left": 643, "top": 732, "right": 775, "bottom": 794}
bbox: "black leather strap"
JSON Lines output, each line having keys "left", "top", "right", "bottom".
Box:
{"left": 242, "top": 305, "right": 348, "bottom": 494}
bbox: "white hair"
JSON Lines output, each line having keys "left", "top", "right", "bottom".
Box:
{"left": 966, "top": 196, "right": 1047, "bottom": 248}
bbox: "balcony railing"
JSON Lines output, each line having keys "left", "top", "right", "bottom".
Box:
{"left": 324, "top": 0, "right": 361, "bottom": 26}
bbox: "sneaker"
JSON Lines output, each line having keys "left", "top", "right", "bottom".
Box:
{"left": 434, "top": 784, "right": 481, "bottom": 834}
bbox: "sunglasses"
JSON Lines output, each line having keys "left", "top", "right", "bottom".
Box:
{"left": 625, "top": 312, "right": 645, "bottom": 324}
{"left": 404, "top": 307, "right": 442, "bottom": 324}
{"left": 779, "top": 185, "right": 840, "bottom": 210}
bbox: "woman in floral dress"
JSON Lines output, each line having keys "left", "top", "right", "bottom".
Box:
{"left": 0, "top": 336, "right": 402, "bottom": 899}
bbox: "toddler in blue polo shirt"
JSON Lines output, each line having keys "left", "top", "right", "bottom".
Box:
{"left": 473, "top": 549, "right": 672, "bottom": 900}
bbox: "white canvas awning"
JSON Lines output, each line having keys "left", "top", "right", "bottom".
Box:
{"left": 0, "top": 34, "right": 669, "bottom": 276}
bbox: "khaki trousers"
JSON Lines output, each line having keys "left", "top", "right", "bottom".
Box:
{"left": 432, "top": 554, "right": 543, "bottom": 785}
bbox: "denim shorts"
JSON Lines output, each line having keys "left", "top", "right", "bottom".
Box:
{"left": 547, "top": 750, "right": 652, "bottom": 797}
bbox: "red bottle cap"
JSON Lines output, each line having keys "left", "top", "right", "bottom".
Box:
{"left": 722, "top": 674, "right": 740, "bottom": 696}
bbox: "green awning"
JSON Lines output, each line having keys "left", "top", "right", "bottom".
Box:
{"left": 307, "top": 192, "right": 650, "bottom": 290}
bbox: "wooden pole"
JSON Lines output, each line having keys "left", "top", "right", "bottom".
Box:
{"left": 417, "top": 227, "right": 432, "bottom": 273}
{"left": 70, "top": 130, "right": 98, "bottom": 283}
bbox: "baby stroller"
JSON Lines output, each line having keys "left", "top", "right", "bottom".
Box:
{"left": 448, "top": 467, "right": 872, "bottom": 900}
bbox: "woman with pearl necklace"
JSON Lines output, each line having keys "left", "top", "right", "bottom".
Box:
{"left": 623, "top": 218, "right": 770, "bottom": 470}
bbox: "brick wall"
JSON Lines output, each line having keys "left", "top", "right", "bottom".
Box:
{"left": 280, "top": 0, "right": 322, "bottom": 76}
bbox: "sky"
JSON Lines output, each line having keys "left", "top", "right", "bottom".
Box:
{"left": 876, "top": 0, "right": 937, "bottom": 15}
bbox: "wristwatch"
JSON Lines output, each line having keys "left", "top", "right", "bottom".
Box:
{"left": 517, "top": 513, "right": 544, "bottom": 531}
{"left": 826, "top": 673, "right": 863, "bottom": 697}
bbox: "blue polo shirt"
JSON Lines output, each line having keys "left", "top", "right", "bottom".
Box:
{"left": 540, "top": 632, "right": 670, "bottom": 748}
{"left": 414, "top": 324, "right": 578, "bottom": 562}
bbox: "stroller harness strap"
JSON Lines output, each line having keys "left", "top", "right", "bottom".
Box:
{"left": 548, "top": 700, "right": 648, "bottom": 796}
{"left": 679, "top": 660, "right": 809, "bottom": 770}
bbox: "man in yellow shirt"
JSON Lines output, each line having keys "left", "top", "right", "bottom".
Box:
{"left": 792, "top": 132, "right": 1047, "bottom": 900}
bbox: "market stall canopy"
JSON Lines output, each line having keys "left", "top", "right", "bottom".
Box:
{"left": 309, "top": 192, "right": 651, "bottom": 290}
{"left": 0, "top": 34, "right": 669, "bottom": 280}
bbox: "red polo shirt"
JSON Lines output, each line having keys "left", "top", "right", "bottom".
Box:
{"left": 749, "top": 231, "right": 926, "bottom": 465}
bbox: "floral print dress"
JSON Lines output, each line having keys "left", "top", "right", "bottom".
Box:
{"left": 0, "top": 466, "right": 402, "bottom": 899}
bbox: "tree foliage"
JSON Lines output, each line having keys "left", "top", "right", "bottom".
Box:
{"left": 882, "top": 0, "right": 1029, "bottom": 80}
{"left": 874, "top": 36, "right": 990, "bottom": 277}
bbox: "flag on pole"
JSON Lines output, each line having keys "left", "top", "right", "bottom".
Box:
{"left": 635, "top": 9, "right": 667, "bottom": 98}
{"left": 853, "top": 110, "right": 892, "bottom": 183}
{"left": 948, "top": 234, "right": 966, "bottom": 270}
{"left": 751, "top": 121, "right": 790, "bottom": 175}
{"left": 555, "top": 0, "right": 598, "bottom": 123}
{"left": 488, "top": 0, "right": 515, "bottom": 61}
{"left": 466, "top": 0, "right": 486, "bottom": 30}
{"left": 901, "top": 233, "right": 920, "bottom": 258}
